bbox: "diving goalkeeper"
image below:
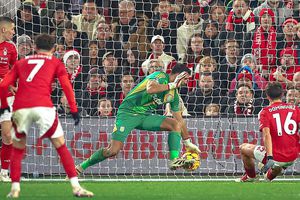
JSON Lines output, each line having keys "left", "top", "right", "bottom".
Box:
{"left": 76, "top": 64, "right": 200, "bottom": 173}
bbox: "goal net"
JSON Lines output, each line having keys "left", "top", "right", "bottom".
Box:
{"left": 1, "top": 0, "right": 300, "bottom": 181}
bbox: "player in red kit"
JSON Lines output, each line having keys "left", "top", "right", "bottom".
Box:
{"left": 236, "top": 82, "right": 300, "bottom": 182}
{"left": 0, "top": 16, "right": 17, "bottom": 182}
{"left": 0, "top": 34, "right": 93, "bottom": 198}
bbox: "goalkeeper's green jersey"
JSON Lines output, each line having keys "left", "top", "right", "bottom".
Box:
{"left": 118, "top": 71, "right": 180, "bottom": 114}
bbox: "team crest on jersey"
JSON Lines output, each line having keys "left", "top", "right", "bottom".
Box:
{"left": 3, "top": 48, "right": 7, "bottom": 56}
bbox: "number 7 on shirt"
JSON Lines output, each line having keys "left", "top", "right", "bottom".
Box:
{"left": 26, "top": 59, "right": 45, "bottom": 82}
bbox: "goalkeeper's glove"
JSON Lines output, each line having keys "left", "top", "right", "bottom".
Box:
{"left": 183, "top": 138, "right": 200, "bottom": 153}
{"left": 261, "top": 156, "right": 275, "bottom": 174}
{"left": 168, "top": 72, "right": 189, "bottom": 90}
{"left": 70, "top": 112, "right": 80, "bottom": 126}
{"left": 0, "top": 107, "right": 10, "bottom": 116}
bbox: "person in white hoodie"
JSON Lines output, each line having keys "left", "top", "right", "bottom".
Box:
{"left": 176, "top": 4, "right": 204, "bottom": 63}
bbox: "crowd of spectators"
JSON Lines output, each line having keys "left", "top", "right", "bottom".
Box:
{"left": 10, "top": 0, "right": 300, "bottom": 117}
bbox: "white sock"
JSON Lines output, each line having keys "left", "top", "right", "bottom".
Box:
{"left": 12, "top": 182, "right": 20, "bottom": 191}
{"left": 1, "top": 169, "right": 9, "bottom": 175}
{"left": 70, "top": 177, "right": 80, "bottom": 188}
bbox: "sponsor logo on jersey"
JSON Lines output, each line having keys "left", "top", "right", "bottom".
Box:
{"left": 3, "top": 48, "right": 7, "bottom": 56}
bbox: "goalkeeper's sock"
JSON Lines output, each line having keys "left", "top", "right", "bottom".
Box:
{"left": 245, "top": 167, "right": 256, "bottom": 178}
{"left": 10, "top": 147, "right": 25, "bottom": 182}
{"left": 80, "top": 148, "right": 107, "bottom": 170}
{"left": 56, "top": 144, "right": 77, "bottom": 179}
{"left": 168, "top": 132, "right": 181, "bottom": 160}
{"left": 1, "top": 143, "right": 12, "bottom": 170}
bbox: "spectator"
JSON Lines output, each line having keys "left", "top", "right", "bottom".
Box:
{"left": 15, "top": 2, "right": 41, "bottom": 38}
{"left": 97, "top": 98, "right": 114, "bottom": 117}
{"left": 286, "top": 87, "right": 300, "bottom": 106}
{"left": 148, "top": 0, "right": 178, "bottom": 59}
{"left": 71, "top": 0, "right": 105, "bottom": 40}
{"left": 81, "top": 40, "right": 100, "bottom": 82}
{"left": 204, "top": 103, "right": 220, "bottom": 117}
{"left": 293, "top": 71, "right": 300, "bottom": 90}
{"left": 225, "top": 84, "right": 262, "bottom": 116}
{"left": 16, "top": 34, "right": 33, "bottom": 59}
{"left": 253, "top": 0, "right": 293, "bottom": 27}
{"left": 185, "top": 33, "right": 205, "bottom": 65}
{"left": 141, "top": 35, "right": 176, "bottom": 76}
{"left": 202, "top": 20, "right": 220, "bottom": 59}
{"left": 41, "top": 4, "right": 67, "bottom": 37}
{"left": 219, "top": 38, "right": 241, "bottom": 95}
{"left": 277, "top": 18, "right": 298, "bottom": 57}
{"left": 209, "top": 3, "right": 226, "bottom": 31}
{"left": 77, "top": 67, "right": 112, "bottom": 117}
{"left": 177, "top": 5, "right": 204, "bottom": 63}
{"left": 101, "top": 51, "right": 122, "bottom": 92}
{"left": 91, "top": 21, "right": 122, "bottom": 66}
{"left": 112, "top": 0, "right": 150, "bottom": 60}
{"left": 53, "top": 39, "right": 66, "bottom": 61}
{"left": 252, "top": 8, "right": 277, "bottom": 79}
{"left": 223, "top": 0, "right": 255, "bottom": 53}
{"left": 270, "top": 47, "right": 300, "bottom": 89}
{"left": 295, "top": 23, "right": 300, "bottom": 61}
{"left": 188, "top": 56, "right": 219, "bottom": 91}
{"left": 113, "top": 73, "right": 135, "bottom": 110}
{"left": 63, "top": 50, "right": 83, "bottom": 91}
{"left": 122, "top": 48, "right": 142, "bottom": 80}
{"left": 186, "top": 72, "right": 221, "bottom": 117}
{"left": 229, "top": 54, "right": 268, "bottom": 93}
{"left": 58, "top": 21, "right": 88, "bottom": 53}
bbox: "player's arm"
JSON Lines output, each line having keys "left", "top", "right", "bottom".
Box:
{"left": 58, "top": 74, "right": 78, "bottom": 113}
{"left": 0, "top": 66, "right": 18, "bottom": 110}
{"left": 262, "top": 127, "right": 273, "bottom": 157}
{"left": 146, "top": 72, "right": 189, "bottom": 94}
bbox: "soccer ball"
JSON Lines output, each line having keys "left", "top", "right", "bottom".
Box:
{"left": 182, "top": 151, "right": 201, "bottom": 171}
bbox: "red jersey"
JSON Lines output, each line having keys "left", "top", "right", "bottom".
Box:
{"left": 0, "top": 54, "right": 77, "bottom": 112}
{"left": 0, "top": 41, "right": 17, "bottom": 79}
{"left": 259, "top": 102, "right": 300, "bottom": 162}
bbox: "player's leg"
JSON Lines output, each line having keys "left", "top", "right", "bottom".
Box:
{"left": 236, "top": 143, "right": 261, "bottom": 182}
{"left": 77, "top": 112, "right": 139, "bottom": 173}
{"left": 264, "top": 167, "right": 282, "bottom": 181}
{"left": 7, "top": 132, "right": 26, "bottom": 198}
{"left": 78, "top": 140, "right": 124, "bottom": 173}
{"left": 0, "top": 120, "right": 12, "bottom": 182}
{"left": 50, "top": 136, "right": 93, "bottom": 197}
{"left": 138, "top": 115, "right": 189, "bottom": 169}
{"left": 0, "top": 96, "right": 14, "bottom": 181}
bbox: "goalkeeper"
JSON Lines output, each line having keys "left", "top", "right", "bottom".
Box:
{"left": 76, "top": 64, "right": 200, "bottom": 173}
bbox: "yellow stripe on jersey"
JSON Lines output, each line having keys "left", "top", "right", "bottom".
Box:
{"left": 128, "top": 79, "right": 149, "bottom": 96}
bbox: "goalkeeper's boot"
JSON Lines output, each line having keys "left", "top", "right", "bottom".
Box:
{"left": 73, "top": 186, "right": 94, "bottom": 197}
{"left": 169, "top": 158, "right": 195, "bottom": 170}
{"left": 0, "top": 171, "right": 11, "bottom": 182}
{"left": 235, "top": 174, "right": 258, "bottom": 182}
{"left": 7, "top": 189, "right": 20, "bottom": 198}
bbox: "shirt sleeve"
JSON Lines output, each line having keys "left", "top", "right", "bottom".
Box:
{"left": 170, "top": 90, "right": 180, "bottom": 112}
{"left": 258, "top": 109, "right": 269, "bottom": 132}
{"left": 56, "top": 61, "right": 68, "bottom": 78}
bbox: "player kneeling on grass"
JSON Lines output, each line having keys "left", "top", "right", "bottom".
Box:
{"left": 236, "top": 82, "right": 300, "bottom": 182}
{"left": 0, "top": 34, "right": 93, "bottom": 198}
{"left": 76, "top": 64, "right": 200, "bottom": 174}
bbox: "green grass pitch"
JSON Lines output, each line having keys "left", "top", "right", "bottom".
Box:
{"left": 1, "top": 181, "right": 300, "bottom": 200}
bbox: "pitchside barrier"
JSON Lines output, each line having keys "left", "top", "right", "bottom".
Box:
{"left": 20, "top": 117, "right": 300, "bottom": 181}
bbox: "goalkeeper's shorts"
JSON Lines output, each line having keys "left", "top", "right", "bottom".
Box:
{"left": 111, "top": 112, "right": 166, "bottom": 142}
